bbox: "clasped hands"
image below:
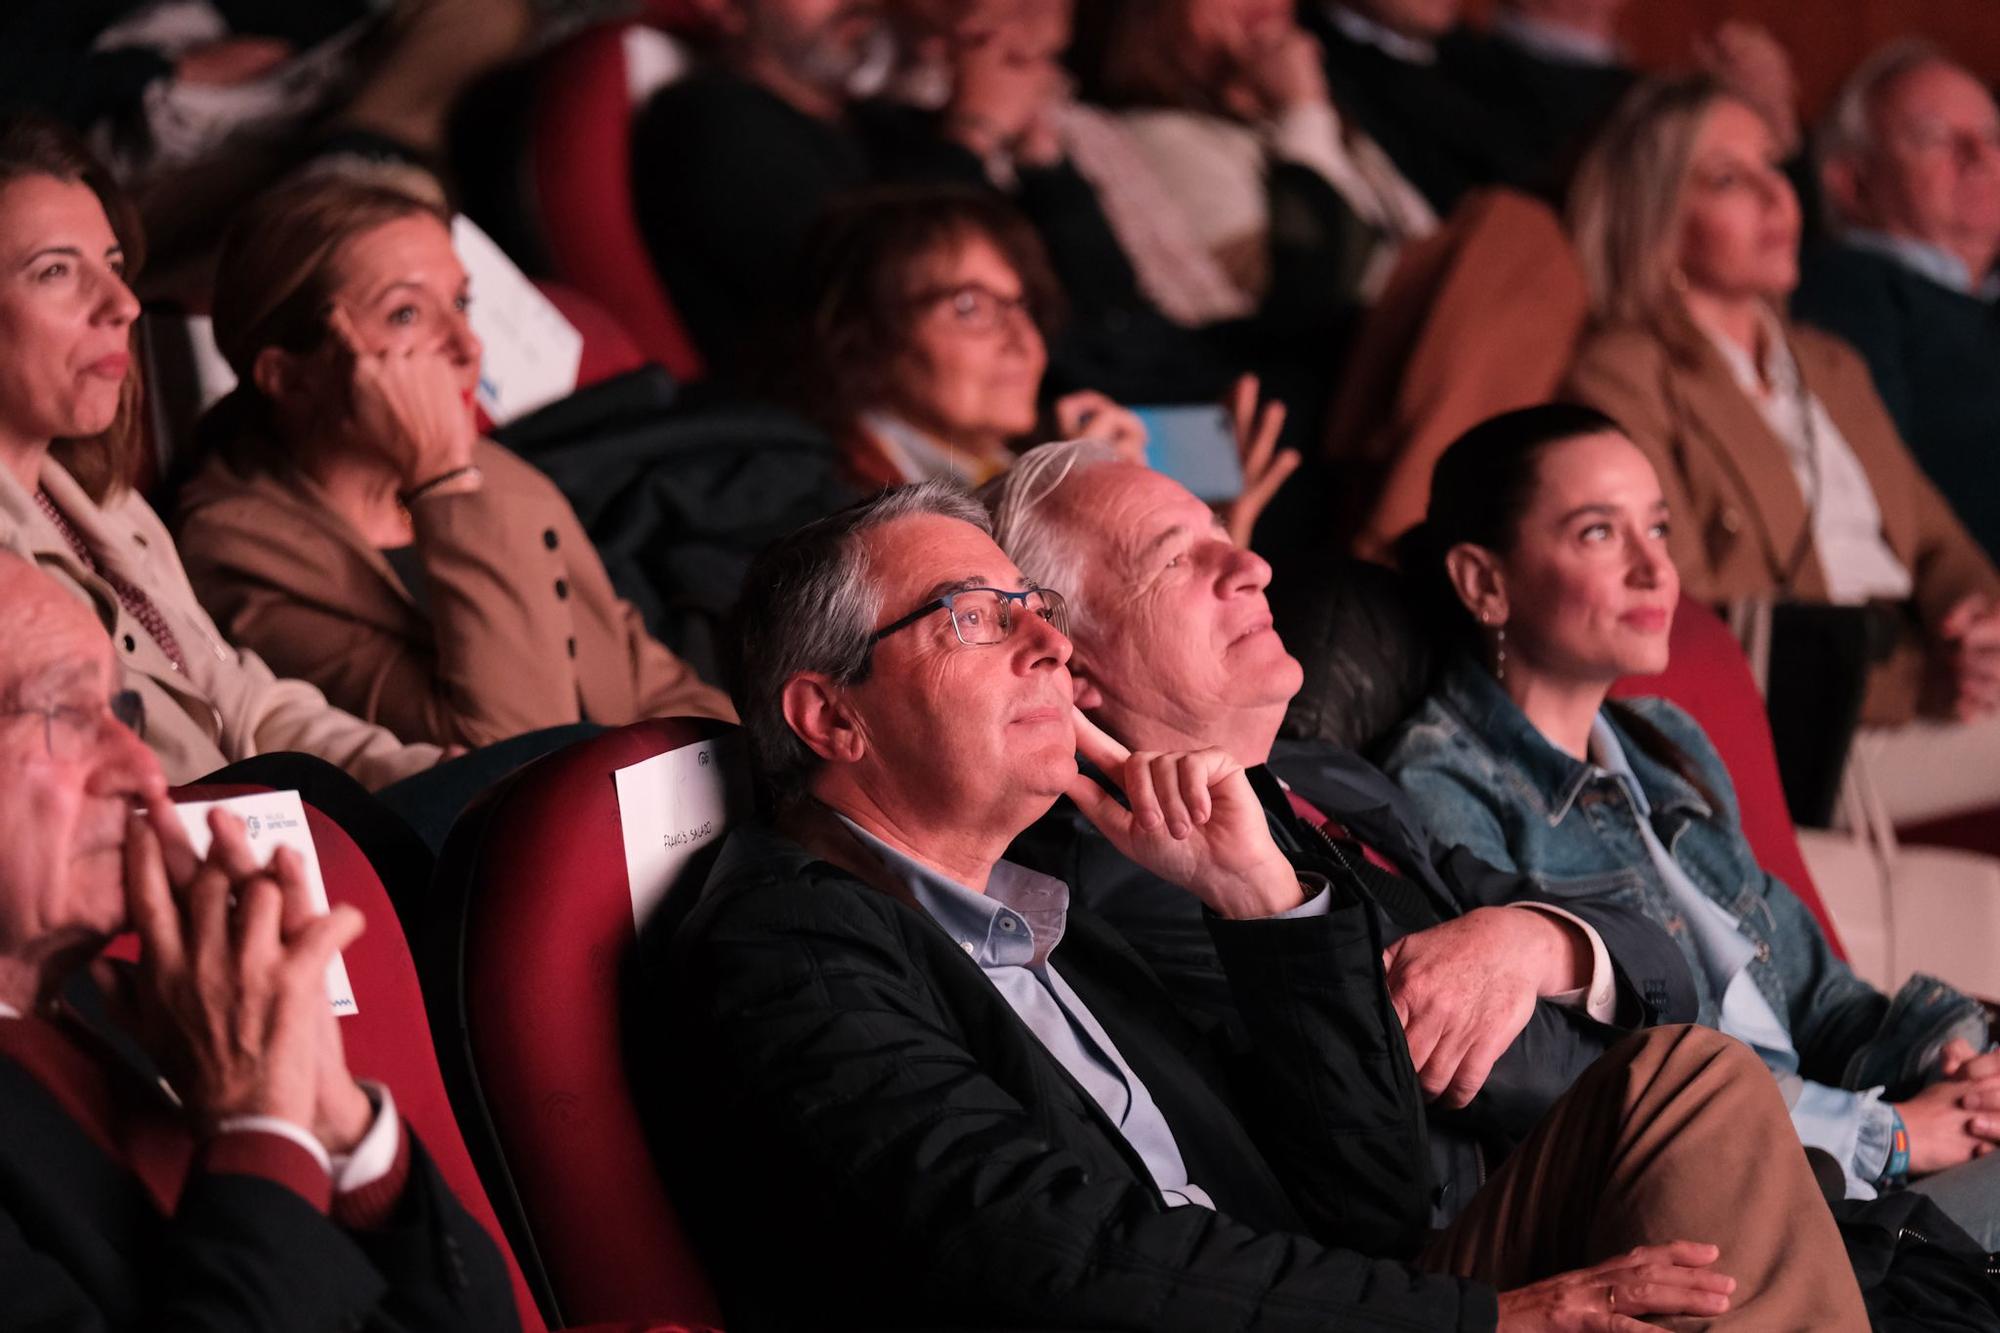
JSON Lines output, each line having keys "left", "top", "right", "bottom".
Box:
{"left": 122, "top": 803, "right": 373, "bottom": 1155}
{"left": 1895, "top": 1036, "right": 2000, "bottom": 1176}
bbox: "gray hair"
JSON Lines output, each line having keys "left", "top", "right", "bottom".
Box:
{"left": 980, "top": 438, "right": 1125, "bottom": 638}
{"left": 1817, "top": 38, "right": 1951, "bottom": 232}
{"left": 728, "top": 480, "right": 993, "bottom": 806}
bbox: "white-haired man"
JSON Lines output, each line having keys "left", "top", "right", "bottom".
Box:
{"left": 1796, "top": 40, "right": 2000, "bottom": 563}
{"left": 0, "top": 555, "right": 516, "bottom": 1328}
{"left": 649, "top": 480, "right": 1866, "bottom": 1330}
{"left": 987, "top": 439, "right": 1700, "bottom": 1214}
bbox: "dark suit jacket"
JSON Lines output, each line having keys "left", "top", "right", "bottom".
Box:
{"left": 629, "top": 69, "right": 1232, "bottom": 403}
{"left": 1010, "top": 743, "right": 1696, "bottom": 1222}
{"left": 0, "top": 1052, "right": 517, "bottom": 1331}
{"left": 1297, "top": 14, "right": 1544, "bottom": 214}
{"left": 1794, "top": 241, "right": 2000, "bottom": 568}
{"left": 648, "top": 820, "right": 1497, "bottom": 1332}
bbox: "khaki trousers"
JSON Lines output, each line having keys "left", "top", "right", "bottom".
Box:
{"left": 1422, "top": 1025, "right": 1869, "bottom": 1331}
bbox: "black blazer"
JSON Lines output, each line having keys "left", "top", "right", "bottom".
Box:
{"left": 1011, "top": 742, "right": 1697, "bottom": 1220}
{"left": 646, "top": 821, "right": 1497, "bottom": 1332}
{"left": 0, "top": 1053, "right": 518, "bottom": 1332}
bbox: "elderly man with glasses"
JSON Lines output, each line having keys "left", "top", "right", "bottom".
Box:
{"left": 651, "top": 481, "right": 1866, "bottom": 1331}
{"left": 0, "top": 553, "right": 517, "bottom": 1329}
{"left": 1796, "top": 41, "right": 2000, "bottom": 563}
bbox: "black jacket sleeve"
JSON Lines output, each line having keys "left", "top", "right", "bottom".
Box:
{"left": 665, "top": 869, "right": 1495, "bottom": 1333}
{"left": 0, "top": 1134, "right": 517, "bottom": 1333}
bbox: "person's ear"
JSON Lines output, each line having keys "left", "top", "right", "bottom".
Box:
{"left": 250, "top": 345, "right": 307, "bottom": 408}
{"left": 1067, "top": 658, "right": 1106, "bottom": 711}
{"left": 1443, "top": 541, "right": 1509, "bottom": 628}
{"left": 781, "top": 672, "right": 867, "bottom": 767}
{"left": 1820, "top": 154, "right": 1866, "bottom": 226}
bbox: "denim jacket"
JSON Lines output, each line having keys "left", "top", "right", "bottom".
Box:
{"left": 1380, "top": 655, "right": 1985, "bottom": 1103}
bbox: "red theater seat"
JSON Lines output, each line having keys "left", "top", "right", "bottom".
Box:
{"left": 169, "top": 783, "right": 551, "bottom": 1331}
{"left": 1609, "top": 599, "right": 1848, "bottom": 958}
{"left": 528, "top": 22, "right": 706, "bottom": 383}
{"left": 425, "top": 720, "right": 738, "bottom": 1331}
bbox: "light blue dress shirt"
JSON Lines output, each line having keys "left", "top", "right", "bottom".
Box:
{"left": 1588, "top": 717, "right": 1895, "bottom": 1197}
{"left": 836, "top": 814, "right": 1328, "bottom": 1210}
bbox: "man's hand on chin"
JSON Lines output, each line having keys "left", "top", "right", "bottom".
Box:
{"left": 1065, "top": 708, "right": 1305, "bottom": 919}
{"left": 1380, "top": 906, "right": 1586, "bottom": 1109}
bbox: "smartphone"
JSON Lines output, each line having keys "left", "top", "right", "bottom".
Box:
{"left": 1134, "top": 404, "right": 1244, "bottom": 502}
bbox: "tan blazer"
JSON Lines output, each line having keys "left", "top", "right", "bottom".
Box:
{"left": 1321, "top": 189, "right": 1591, "bottom": 560}
{"left": 175, "top": 439, "right": 734, "bottom": 750}
{"left": 1564, "top": 308, "right": 2000, "bottom": 724}
{"left": 0, "top": 457, "right": 441, "bottom": 789}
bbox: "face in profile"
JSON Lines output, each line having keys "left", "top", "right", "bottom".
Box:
{"left": 1061, "top": 463, "right": 1302, "bottom": 737}
{"left": 0, "top": 577, "right": 162, "bottom": 980}
{"left": 1471, "top": 432, "right": 1680, "bottom": 687}
{"left": 0, "top": 174, "right": 139, "bottom": 456}
{"left": 1864, "top": 60, "right": 2000, "bottom": 260}
{"left": 325, "top": 212, "right": 483, "bottom": 404}
{"left": 886, "top": 231, "right": 1048, "bottom": 450}
{"left": 1675, "top": 96, "right": 1802, "bottom": 303}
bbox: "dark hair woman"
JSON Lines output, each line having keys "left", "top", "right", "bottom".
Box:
{"left": 788, "top": 184, "right": 1148, "bottom": 491}
{"left": 1381, "top": 402, "right": 2000, "bottom": 1247}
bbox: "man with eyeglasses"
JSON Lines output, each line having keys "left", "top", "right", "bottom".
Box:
{"left": 648, "top": 481, "right": 1866, "bottom": 1330}
{"left": 0, "top": 555, "right": 517, "bottom": 1329}
{"left": 1796, "top": 40, "right": 2000, "bottom": 564}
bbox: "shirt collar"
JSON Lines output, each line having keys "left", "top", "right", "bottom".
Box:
{"left": 1326, "top": 4, "right": 1437, "bottom": 65}
{"left": 1586, "top": 713, "right": 1651, "bottom": 815}
{"left": 1691, "top": 301, "right": 1798, "bottom": 399}
{"left": 1488, "top": 9, "right": 1623, "bottom": 66}
{"left": 860, "top": 411, "right": 1012, "bottom": 487}
{"left": 834, "top": 813, "right": 1070, "bottom": 967}
{"left": 1841, "top": 228, "right": 2000, "bottom": 300}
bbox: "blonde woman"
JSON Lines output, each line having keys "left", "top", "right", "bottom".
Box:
{"left": 1563, "top": 75, "right": 2000, "bottom": 825}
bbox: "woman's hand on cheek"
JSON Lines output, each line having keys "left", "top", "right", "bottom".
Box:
{"left": 327, "top": 305, "right": 477, "bottom": 489}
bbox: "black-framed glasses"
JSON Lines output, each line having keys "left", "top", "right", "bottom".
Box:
{"left": 1, "top": 689, "right": 145, "bottom": 761}
{"left": 870, "top": 586, "right": 1069, "bottom": 648}
{"left": 908, "top": 282, "right": 1035, "bottom": 335}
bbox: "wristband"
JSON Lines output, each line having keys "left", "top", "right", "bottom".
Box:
{"left": 397, "top": 465, "right": 480, "bottom": 505}
{"left": 1880, "top": 1107, "right": 1911, "bottom": 1189}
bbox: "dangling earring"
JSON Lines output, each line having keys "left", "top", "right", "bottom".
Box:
{"left": 1482, "top": 613, "right": 1506, "bottom": 682}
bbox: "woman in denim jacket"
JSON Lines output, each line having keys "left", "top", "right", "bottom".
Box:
{"left": 1379, "top": 402, "right": 2000, "bottom": 1247}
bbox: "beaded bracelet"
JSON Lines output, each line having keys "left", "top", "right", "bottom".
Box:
{"left": 1880, "top": 1108, "right": 1911, "bottom": 1189}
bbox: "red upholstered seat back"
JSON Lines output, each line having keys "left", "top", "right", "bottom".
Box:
{"left": 534, "top": 279, "right": 650, "bottom": 389}
{"left": 1608, "top": 599, "right": 1848, "bottom": 958}
{"left": 168, "top": 784, "right": 548, "bottom": 1332}
{"left": 529, "top": 22, "right": 707, "bottom": 383}
{"left": 429, "top": 720, "right": 734, "bottom": 1329}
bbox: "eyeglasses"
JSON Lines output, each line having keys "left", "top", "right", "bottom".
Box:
{"left": 870, "top": 586, "right": 1069, "bottom": 648}
{"left": 2, "top": 689, "right": 145, "bottom": 762}
{"left": 909, "top": 282, "right": 1035, "bottom": 335}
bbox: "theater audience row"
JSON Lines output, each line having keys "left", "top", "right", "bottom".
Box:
{"left": 13, "top": 421, "right": 2000, "bottom": 1326}
{"left": 7, "top": 6, "right": 2000, "bottom": 1330}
